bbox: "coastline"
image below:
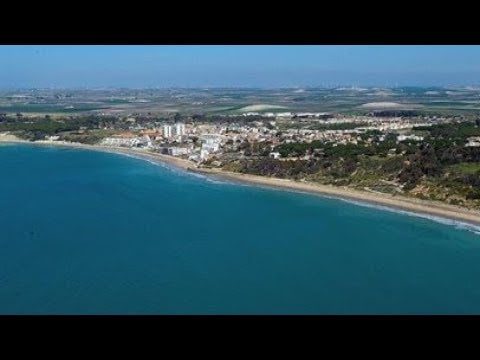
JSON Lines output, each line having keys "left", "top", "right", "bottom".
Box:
{"left": 2, "top": 135, "right": 480, "bottom": 227}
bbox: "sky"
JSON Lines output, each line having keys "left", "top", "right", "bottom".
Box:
{"left": 1, "top": 45, "right": 480, "bottom": 89}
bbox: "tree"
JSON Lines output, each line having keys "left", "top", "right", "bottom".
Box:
{"left": 466, "top": 190, "right": 480, "bottom": 200}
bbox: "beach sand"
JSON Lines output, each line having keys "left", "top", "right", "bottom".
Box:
{"left": 2, "top": 135, "right": 480, "bottom": 227}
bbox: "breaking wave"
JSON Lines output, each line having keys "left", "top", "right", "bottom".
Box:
{"left": 336, "top": 197, "right": 480, "bottom": 235}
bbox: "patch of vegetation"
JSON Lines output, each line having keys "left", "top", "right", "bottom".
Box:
{"left": 0, "top": 115, "right": 118, "bottom": 140}
{"left": 414, "top": 121, "right": 480, "bottom": 141}
{"left": 278, "top": 122, "right": 368, "bottom": 131}
{"left": 449, "top": 162, "right": 480, "bottom": 175}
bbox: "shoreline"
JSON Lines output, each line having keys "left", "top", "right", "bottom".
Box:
{"left": 2, "top": 136, "right": 480, "bottom": 227}
{"left": 194, "top": 168, "right": 480, "bottom": 227}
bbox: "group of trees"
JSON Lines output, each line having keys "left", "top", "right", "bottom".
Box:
{"left": 311, "top": 122, "right": 368, "bottom": 131}
{"left": 370, "top": 110, "right": 420, "bottom": 117}
{"left": 275, "top": 140, "right": 323, "bottom": 158}
{"left": 235, "top": 140, "right": 272, "bottom": 157}
{"left": 275, "top": 135, "right": 401, "bottom": 160}
{"left": 398, "top": 145, "right": 442, "bottom": 190}
{"left": 192, "top": 114, "right": 272, "bottom": 124}
{"left": 231, "top": 158, "right": 322, "bottom": 179}
{"left": 414, "top": 121, "right": 480, "bottom": 142}
{"left": 0, "top": 115, "right": 119, "bottom": 140}
{"left": 227, "top": 120, "right": 480, "bottom": 203}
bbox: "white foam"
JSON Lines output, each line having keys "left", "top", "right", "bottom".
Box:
{"left": 117, "top": 152, "right": 181, "bottom": 172}
{"left": 186, "top": 171, "right": 233, "bottom": 185}
{"left": 214, "top": 180, "right": 480, "bottom": 235}
{"left": 205, "top": 177, "right": 231, "bottom": 185}
{"left": 336, "top": 197, "right": 480, "bottom": 235}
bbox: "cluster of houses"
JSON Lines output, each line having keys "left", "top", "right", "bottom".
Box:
{"left": 76, "top": 114, "right": 446, "bottom": 164}
{"left": 466, "top": 137, "right": 480, "bottom": 147}
{"left": 99, "top": 123, "right": 224, "bottom": 163}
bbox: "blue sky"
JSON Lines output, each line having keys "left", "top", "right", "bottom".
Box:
{"left": 1, "top": 45, "right": 480, "bottom": 88}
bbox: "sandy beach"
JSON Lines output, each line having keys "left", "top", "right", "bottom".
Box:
{"left": 2, "top": 134, "right": 480, "bottom": 227}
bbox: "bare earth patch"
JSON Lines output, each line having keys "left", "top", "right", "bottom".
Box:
{"left": 238, "top": 104, "right": 287, "bottom": 112}
{"left": 360, "top": 102, "right": 421, "bottom": 109}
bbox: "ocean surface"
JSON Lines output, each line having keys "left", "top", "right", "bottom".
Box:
{"left": 2, "top": 143, "right": 480, "bottom": 314}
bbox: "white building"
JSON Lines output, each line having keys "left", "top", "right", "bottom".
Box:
{"left": 397, "top": 134, "right": 424, "bottom": 142}
{"left": 101, "top": 135, "right": 152, "bottom": 148}
{"left": 200, "top": 149, "right": 210, "bottom": 160}
{"left": 466, "top": 137, "right": 480, "bottom": 147}
{"left": 201, "top": 134, "right": 223, "bottom": 153}
{"left": 276, "top": 112, "right": 293, "bottom": 118}
{"left": 163, "top": 125, "right": 173, "bottom": 138}
{"left": 167, "top": 147, "right": 190, "bottom": 156}
{"left": 175, "top": 123, "right": 186, "bottom": 136}
{"left": 188, "top": 154, "right": 202, "bottom": 163}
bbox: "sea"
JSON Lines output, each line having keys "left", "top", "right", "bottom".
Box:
{"left": 1, "top": 142, "right": 480, "bottom": 314}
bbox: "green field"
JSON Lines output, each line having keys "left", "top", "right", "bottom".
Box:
{"left": 3, "top": 87, "right": 480, "bottom": 116}
{"left": 0, "top": 104, "right": 106, "bottom": 114}
{"left": 449, "top": 162, "right": 480, "bottom": 175}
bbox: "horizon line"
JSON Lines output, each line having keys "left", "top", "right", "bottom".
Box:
{"left": 1, "top": 85, "right": 479, "bottom": 91}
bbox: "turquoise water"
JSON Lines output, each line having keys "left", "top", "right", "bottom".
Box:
{"left": 2, "top": 143, "right": 480, "bottom": 314}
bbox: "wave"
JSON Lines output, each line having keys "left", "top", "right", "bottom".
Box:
{"left": 205, "top": 177, "right": 231, "bottom": 185}
{"left": 116, "top": 152, "right": 182, "bottom": 171}
{"left": 103, "top": 150, "right": 232, "bottom": 186}
{"left": 336, "top": 197, "right": 480, "bottom": 235}
{"left": 215, "top": 179, "right": 480, "bottom": 235}
{"left": 187, "top": 171, "right": 233, "bottom": 185}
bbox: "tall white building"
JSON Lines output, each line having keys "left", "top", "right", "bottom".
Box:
{"left": 175, "top": 123, "right": 186, "bottom": 136}
{"left": 163, "top": 125, "right": 173, "bottom": 138}
{"left": 201, "top": 134, "right": 222, "bottom": 153}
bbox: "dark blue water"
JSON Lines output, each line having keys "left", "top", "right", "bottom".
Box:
{"left": 2, "top": 143, "right": 480, "bottom": 314}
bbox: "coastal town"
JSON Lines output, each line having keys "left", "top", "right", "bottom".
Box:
{"left": 1, "top": 110, "right": 447, "bottom": 166}
{"left": 2, "top": 106, "right": 480, "bottom": 213}
{"left": 2, "top": 83, "right": 480, "bottom": 216}
{"left": 90, "top": 112, "right": 441, "bottom": 164}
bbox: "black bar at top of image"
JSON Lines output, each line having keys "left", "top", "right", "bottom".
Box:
{"left": 1, "top": 5, "right": 480, "bottom": 45}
